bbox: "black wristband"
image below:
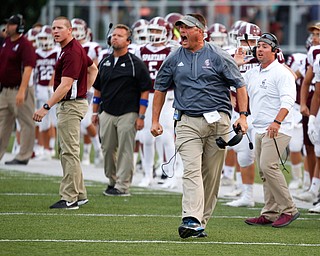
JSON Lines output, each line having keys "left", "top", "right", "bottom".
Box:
{"left": 43, "top": 103, "right": 51, "bottom": 110}
{"left": 274, "top": 119, "right": 281, "bottom": 125}
{"left": 239, "top": 111, "right": 249, "bottom": 117}
{"left": 138, "top": 114, "right": 145, "bottom": 120}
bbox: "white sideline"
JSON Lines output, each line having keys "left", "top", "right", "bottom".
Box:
{"left": 0, "top": 239, "right": 319, "bottom": 247}
{"left": 0, "top": 152, "right": 314, "bottom": 209}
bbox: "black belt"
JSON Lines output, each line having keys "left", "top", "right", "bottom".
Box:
{"left": 0, "top": 84, "right": 19, "bottom": 90}
{"left": 59, "top": 97, "right": 86, "bottom": 102}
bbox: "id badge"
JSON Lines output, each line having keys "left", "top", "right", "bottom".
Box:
{"left": 203, "top": 111, "right": 221, "bottom": 124}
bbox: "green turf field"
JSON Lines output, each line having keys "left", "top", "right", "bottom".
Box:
{"left": 0, "top": 170, "right": 319, "bottom": 256}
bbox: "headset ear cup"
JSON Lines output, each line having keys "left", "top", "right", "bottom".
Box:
{"left": 216, "top": 137, "right": 228, "bottom": 149}
{"left": 228, "top": 132, "right": 243, "bottom": 147}
{"left": 252, "top": 46, "right": 257, "bottom": 58}
{"left": 17, "top": 24, "right": 24, "bottom": 34}
{"left": 16, "top": 14, "right": 24, "bottom": 34}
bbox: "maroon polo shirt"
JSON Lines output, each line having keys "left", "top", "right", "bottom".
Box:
{"left": 54, "top": 38, "right": 93, "bottom": 100}
{"left": 0, "top": 36, "right": 36, "bottom": 87}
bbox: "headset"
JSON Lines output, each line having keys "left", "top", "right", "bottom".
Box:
{"left": 251, "top": 32, "right": 279, "bottom": 58}
{"left": 215, "top": 124, "right": 244, "bottom": 149}
{"left": 16, "top": 14, "right": 25, "bottom": 34}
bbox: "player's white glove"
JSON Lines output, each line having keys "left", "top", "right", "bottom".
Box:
{"left": 308, "top": 115, "right": 320, "bottom": 144}
{"left": 277, "top": 48, "right": 285, "bottom": 64}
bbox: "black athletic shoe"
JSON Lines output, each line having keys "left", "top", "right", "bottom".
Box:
{"left": 49, "top": 200, "right": 79, "bottom": 210}
{"left": 104, "top": 188, "right": 130, "bottom": 196}
{"left": 178, "top": 217, "right": 204, "bottom": 239}
{"left": 5, "top": 159, "right": 29, "bottom": 165}
{"left": 77, "top": 199, "right": 89, "bottom": 206}
{"left": 103, "top": 185, "right": 114, "bottom": 196}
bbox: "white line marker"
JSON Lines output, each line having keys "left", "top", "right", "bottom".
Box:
{"left": 0, "top": 239, "right": 319, "bottom": 247}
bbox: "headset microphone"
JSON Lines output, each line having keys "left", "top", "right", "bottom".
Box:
{"left": 106, "top": 23, "right": 113, "bottom": 38}
{"left": 244, "top": 33, "right": 253, "bottom": 54}
{"left": 246, "top": 133, "right": 254, "bottom": 150}
{"left": 105, "top": 23, "right": 113, "bottom": 47}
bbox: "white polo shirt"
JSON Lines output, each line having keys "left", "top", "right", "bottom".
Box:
{"left": 244, "top": 59, "right": 296, "bottom": 136}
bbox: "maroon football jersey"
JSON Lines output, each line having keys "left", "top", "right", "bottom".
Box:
{"left": 139, "top": 44, "right": 171, "bottom": 91}
{"left": 35, "top": 47, "right": 60, "bottom": 86}
{"left": 54, "top": 39, "right": 93, "bottom": 100}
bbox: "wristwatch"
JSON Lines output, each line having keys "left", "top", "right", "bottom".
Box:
{"left": 138, "top": 114, "right": 145, "bottom": 120}
{"left": 43, "top": 103, "right": 51, "bottom": 110}
{"left": 239, "top": 111, "right": 249, "bottom": 117}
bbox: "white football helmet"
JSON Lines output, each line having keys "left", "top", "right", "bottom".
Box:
{"left": 206, "top": 23, "right": 228, "bottom": 47}
{"left": 131, "top": 19, "right": 149, "bottom": 45}
{"left": 25, "top": 28, "right": 39, "bottom": 48}
{"left": 228, "top": 20, "right": 247, "bottom": 47}
{"left": 236, "top": 23, "right": 261, "bottom": 55}
{"left": 148, "top": 16, "right": 169, "bottom": 44}
{"left": 71, "top": 18, "right": 87, "bottom": 41}
{"left": 36, "top": 25, "right": 55, "bottom": 50}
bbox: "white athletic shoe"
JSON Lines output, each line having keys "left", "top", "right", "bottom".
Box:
{"left": 302, "top": 180, "right": 311, "bottom": 191}
{"left": 82, "top": 153, "right": 90, "bottom": 165}
{"left": 161, "top": 177, "right": 178, "bottom": 189}
{"left": 33, "top": 150, "right": 52, "bottom": 161}
{"left": 220, "top": 176, "right": 234, "bottom": 186}
{"left": 288, "top": 178, "right": 302, "bottom": 190}
{"left": 293, "top": 191, "right": 316, "bottom": 202}
{"left": 308, "top": 203, "right": 320, "bottom": 214}
{"left": 224, "top": 186, "right": 243, "bottom": 197}
{"left": 94, "top": 150, "right": 103, "bottom": 167}
{"left": 225, "top": 197, "right": 255, "bottom": 207}
{"left": 138, "top": 177, "right": 152, "bottom": 187}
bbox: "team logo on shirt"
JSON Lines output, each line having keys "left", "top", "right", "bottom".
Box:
{"left": 177, "top": 62, "right": 184, "bottom": 67}
{"left": 13, "top": 44, "right": 20, "bottom": 52}
{"left": 259, "top": 79, "right": 267, "bottom": 89}
{"left": 103, "top": 60, "right": 111, "bottom": 67}
{"left": 202, "top": 59, "right": 211, "bottom": 69}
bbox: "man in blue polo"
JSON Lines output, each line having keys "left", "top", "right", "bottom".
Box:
{"left": 151, "top": 13, "right": 248, "bottom": 238}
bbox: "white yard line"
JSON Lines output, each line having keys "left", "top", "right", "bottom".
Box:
{"left": 0, "top": 239, "right": 319, "bottom": 247}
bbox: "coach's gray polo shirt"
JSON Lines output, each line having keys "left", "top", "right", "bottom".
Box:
{"left": 154, "top": 41, "right": 245, "bottom": 118}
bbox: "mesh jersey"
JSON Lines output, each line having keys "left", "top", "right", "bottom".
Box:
{"left": 35, "top": 46, "right": 61, "bottom": 86}
{"left": 286, "top": 53, "right": 307, "bottom": 104}
{"left": 81, "top": 41, "right": 101, "bottom": 62}
{"left": 136, "top": 44, "right": 172, "bottom": 90}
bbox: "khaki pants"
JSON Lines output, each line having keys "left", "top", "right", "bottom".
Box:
{"left": 99, "top": 111, "right": 137, "bottom": 193}
{"left": 0, "top": 87, "right": 35, "bottom": 161}
{"left": 56, "top": 100, "right": 88, "bottom": 202}
{"left": 175, "top": 112, "right": 230, "bottom": 227}
{"left": 255, "top": 133, "right": 298, "bottom": 221}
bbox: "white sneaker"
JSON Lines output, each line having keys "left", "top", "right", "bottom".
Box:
{"left": 293, "top": 191, "right": 316, "bottom": 202}
{"left": 138, "top": 177, "right": 152, "bottom": 187}
{"left": 220, "top": 176, "right": 234, "bottom": 186}
{"left": 82, "top": 153, "right": 90, "bottom": 165}
{"left": 161, "top": 177, "right": 178, "bottom": 189}
{"left": 224, "top": 186, "right": 243, "bottom": 197}
{"left": 34, "top": 150, "right": 52, "bottom": 161}
{"left": 308, "top": 203, "right": 320, "bottom": 213}
{"left": 225, "top": 197, "right": 255, "bottom": 207}
{"left": 50, "top": 148, "right": 56, "bottom": 157}
{"left": 303, "top": 180, "right": 311, "bottom": 191}
{"left": 94, "top": 150, "right": 103, "bottom": 167}
{"left": 288, "top": 179, "right": 302, "bottom": 190}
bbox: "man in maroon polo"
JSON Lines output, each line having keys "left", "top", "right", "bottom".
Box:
{"left": 0, "top": 14, "right": 36, "bottom": 165}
